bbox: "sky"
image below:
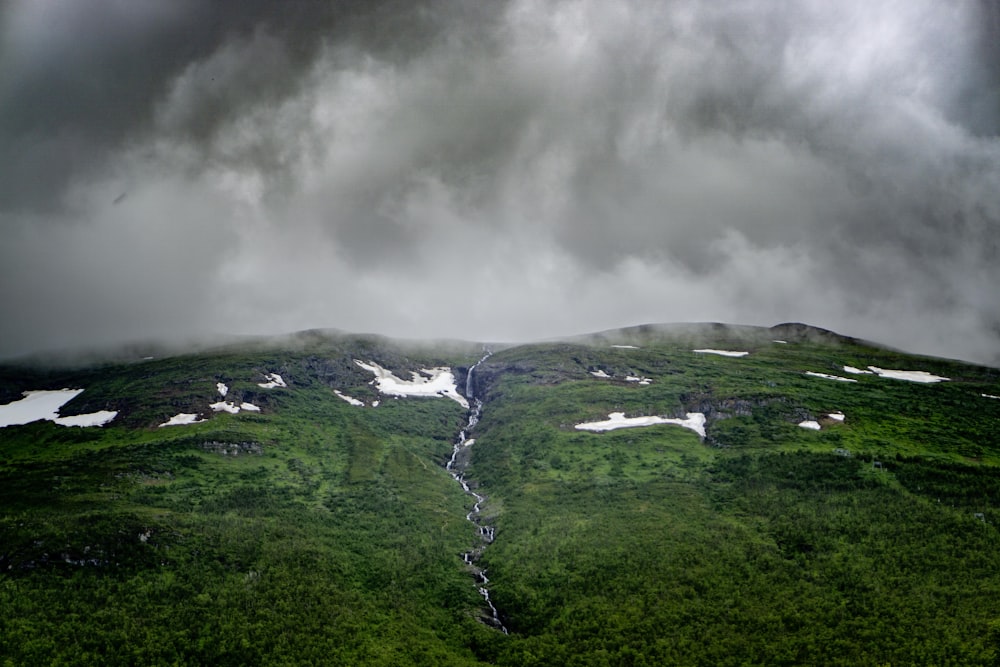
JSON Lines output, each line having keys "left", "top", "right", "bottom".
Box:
{"left": 2, "top": 0, "right": 999, "bottom": 365}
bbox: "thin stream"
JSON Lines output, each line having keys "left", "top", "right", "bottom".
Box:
{"left": 447, "top": 349, "right": 508, "bottom": 634}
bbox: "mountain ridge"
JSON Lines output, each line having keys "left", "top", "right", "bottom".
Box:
{"left": 5, "top": 320, "right": 985, "bottom": 372}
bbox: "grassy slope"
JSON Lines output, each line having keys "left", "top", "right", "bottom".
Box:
{"left": 2, "top": 325, "right": 1000, "bottom": 665}
{"left": 0, "top": 335, "right": 494, "bottom": 666}
{"left": 471, "top": 327, "right": 1000, "bottom": 665}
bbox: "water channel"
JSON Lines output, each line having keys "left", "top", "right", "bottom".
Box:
{"left": 446, "top": 350, "right": 508, "bottom": 634}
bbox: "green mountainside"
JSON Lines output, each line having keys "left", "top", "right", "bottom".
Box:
{"left": 2, "top": 323, "right": 1000, "bottom": 665}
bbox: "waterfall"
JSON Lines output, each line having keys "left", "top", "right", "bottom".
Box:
{"left": 446, "top": 348, "right": 508, "bottom": 634}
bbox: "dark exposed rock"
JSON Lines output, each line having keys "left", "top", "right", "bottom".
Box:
{"left": 200, "top": 441, "right": 263, "bottom": 456}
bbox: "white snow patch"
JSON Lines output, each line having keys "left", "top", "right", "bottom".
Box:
{"left": 983, "top": 394, "right": 1000, "bottom": 400}
{"left": 804, "top": 371, "right": 858, "bottom": 383}
{"left": 372, "top": 400, "right": 380, "bottom": 407}
{"left": 575, "top": 411, "right": 706, "bottom": 438}
{"left": 798, "top": 420, "right": 821, "bottom": 430}
{"left": 843, "top": 366, "right": 874, "bottom": 375}
{"left": 625, "top": 375, "right": 652, "bottom": 385}
{"left": 217, "top": 382, "right": 229, "bottom": 397}
{"left": 0, "top": 389, "right": 119, "bottom": 428}
{"left": 827, "top": 412, "right": 845, "bottom": 422}
{"left": 590, "top": 369, "right": 612, "bottom": 378}
{"left": 258, "top": 373, "right": 287, "bottom": 388}
{"left": 52, "top": 410, "right": 118, "bottom": 427}
{"left": 693, "top": 349, "right": 749, "bottom": 357}
{"left": 0, "top": 389, "right": 84, "bottom": 426}
{"left": 210, "top": 400, "right": 261, "bottom": 414}
{"left": 159, "top": 413, "right": 205, "bottom": 427}
{"left": 867, "top": 366, "right": 949, "bottom": 383}
{"left": 354, "top": 360, "right": 468, "bottom": 408}
{"left": 334, "top": 390, "right": 365, "bottom": 407}
{"left": 611, "top": 345, "right": 639, "bottom": 349}
{"left": 210, "top": 401, "right": 241, "bottom": 414}
{"left": 772, "top": 340, "right": 788, "bottom": 344}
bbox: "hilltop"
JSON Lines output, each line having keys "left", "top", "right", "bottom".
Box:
{"left": 1, "top": 323, "right": 999, "bottom": 665}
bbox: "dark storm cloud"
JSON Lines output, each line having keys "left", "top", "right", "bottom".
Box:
{"left": 1, "top": 0, "right": 998, "bottom": 364}
{"left": 0, "top": 0, "right": 499, "bottom": 214}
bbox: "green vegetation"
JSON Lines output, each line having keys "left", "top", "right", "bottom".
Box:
{"left": 2, "top": 324, "right": 1000, "bottom": 664}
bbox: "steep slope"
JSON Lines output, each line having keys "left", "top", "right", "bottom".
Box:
{"left": 1, "top": 324, "right": 999, "bottom": 665}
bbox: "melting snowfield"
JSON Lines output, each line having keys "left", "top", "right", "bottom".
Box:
{"left": 159, "top": 413, "right": 205, "bottom": 427}
{"left": 334, "top": 390, "right": 364, "bottom": 407}
{"left": 805, "top": 372, "right": 858, "bottom": 383}
{"left": 0, "top": 389, "right": 117, "bottom": 428}
{"left": 258, "top": 373, "right": 287, "bottom": 389}
{"left": 217, "top": 382, "right": 229, "bottom": 397}
{"left": 210, "top": 400, "right": 261, "bottom": 414}
{"left": 575, "top": 412, "right": 706, "bottom": 438}
{"left": 693, "top": 349, "right": 749, "bottom": 358}
{"left": 611, "top": 345, "right": 639, "bottom": 349}
{"left": 798, "top": 413, "right": 844, "bottom": 430}
{"left": 210, "top": 401, "right": 240, "bottom": 414}
{"left": 53, "top": 411, "right": 118, "bottom": 427}
{"left": 354, "top": 360, "right": 468, "bottom": 408}
{"left": 867, "top": 367, "right": 949, "bottom": 383}
{"left": 590, "top": 369, "right": 612, "bottom": 378}
{"left": 843, "top": 365, "right": 949, "bottom": 383}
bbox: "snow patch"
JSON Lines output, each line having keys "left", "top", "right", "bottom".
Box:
{"left": 827, "top": 412, "right": 845, "bottom": 422}
{"left": 354, "top": 360, "right": 468, "bottom": 408}
{"left": 590, "top": 369, "right": 612, "bottom": 378}
{"left": 0, "top": 389, "right": 117, "bottom": 428}
{"left": 693, "top": 349, "right": 749, "bottom": 357}
{"left": 983, "top": 394, "right": 1000, "bottom": 400}
{"left": 0, "top": 389, "right": 84, "bottom": 426}
{"left": 159, "top": 413, "right": 205, "bottom": 427}
{"left": 52, "top": 410, "right": 118, "bottom": 427}
{"left": 798, "top": 420, "right": 821, "bottom": 430}
{"left": 611, "top": 345, "right": 639, "bottom": 349}
{"left": 211, "top": 400, "right": 261, "bottom": 414}
{"left": 216, "top": 382, "right": 229, "bottom": 397}
{"left": 843, "top": 366, "right": 874, "bottom": 375}
{"left": 773, "top": 340, "right": 788, "bottom": 344}
{"left": 258, "top": 373, "right": 287, "bottom": 389}
{"left": 625, "top": 375, "right": 652, "bottom": 385}
{"left": 334, "top": 390, "right": 365, "bottom": 407}
{"left": 575, "top": 411, "right": 706, "bottom": 438}
{"left": 804, "top": 371, "right": 857, "bottom": 383}
{"left": 867, "top": 366, "right": 949, "bottom": 383}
